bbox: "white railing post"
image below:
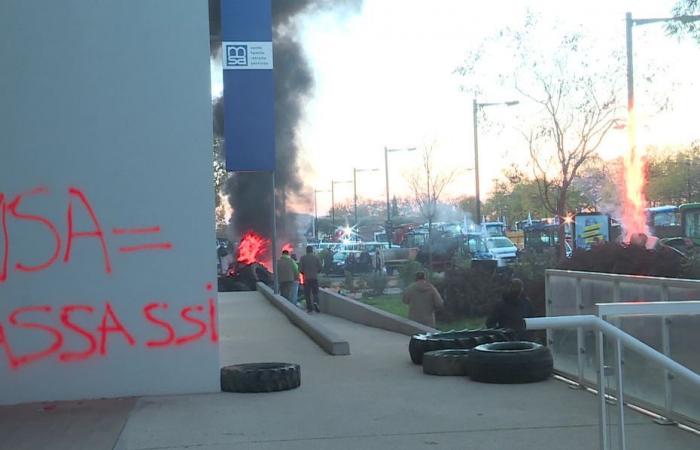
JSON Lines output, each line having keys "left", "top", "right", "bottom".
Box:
{"left": 657, "top": 284, "right": 675, "bottom": 425}
{"left": 576, "top": 276, "right": 586, "bottom": 387}
{"left": 614, "top": 339, "right": 627, "bottom": 450}
{"left": 596, "top": 329, "right": 610, "bottom": 450}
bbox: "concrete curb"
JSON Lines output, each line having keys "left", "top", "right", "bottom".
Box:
{"left": 319, "top": 289, "right": 438, "bottom": 336}
{"left": 256, "top": 283, "right": 350, "bottom": 355}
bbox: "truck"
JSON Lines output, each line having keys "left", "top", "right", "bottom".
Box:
{"left": 659, "top": 203, "right": 700, "bottom": 255}
{"left": 646, "top": 205, "right": 681, "bottom": 239}
{"left": 380, "top": 246, "right": 419, "bottom": 275}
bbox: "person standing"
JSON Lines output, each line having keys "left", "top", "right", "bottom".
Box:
{"left": 486, "top": 278, "right": 534, "bottom": 340}
{"left": 402, "top": 271, "right": 444, "bottom": 327}
{"left": 374, "top": 250, "right": 383, "bottom": 273}
{"left": 299, "top": 245, "right": 323, "bottom": 313}
{"left": 289, "top": 253, "right": 300, "bottom": 306}
{"left": 277, "top": 250, "right": 299, "bottom": 303}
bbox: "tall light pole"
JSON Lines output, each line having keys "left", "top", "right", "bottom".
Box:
{"left": 331, "top": 179, "right": 352, "bottom": 226}
{"left": 313, "top": 189, "right": 330, "bottom": 240}
{"left": 384, "top": 146, "right": 416, "bottom": 247}
{"left": 625, "top": 11, "right": 700, "bottom": 157}
{"left": 353, "top": 167, "right": 380, "bottom": 226}
{"left": 626, "top": 12, "right": 700, "bottom": 113}
{"left": 623, "top": 10, "right": 700, "bottom": 436}
{"left": 472, "top": 98, "right": 519, "bottom": 225}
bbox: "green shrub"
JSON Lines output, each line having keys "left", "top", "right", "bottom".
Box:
{"left": 367, "top": 273, "right": 388, "bottom": 296}
{"left": 441, "top": 266, "right": 505, "bottom": 318}
{"left": 680, "top": 248, "right": 700, "bottom": 279}
{"left": 344, "top": 270, "right": 354, "bottom": 291}
{"left": 399, "top": 260, "right": 424, "bottom": 287}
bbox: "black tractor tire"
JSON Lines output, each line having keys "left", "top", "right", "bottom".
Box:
{"left": 469, "top": 341, "right": 553, "bottom": 384}
{"left": 409, "top": 329, "right": 513, "bottom": 364}
{"left": 221, "top": 363, "right": 301, "bottom": 393}
{"left": 408, "top": 335, "right": 427, "bottom": 364}
{"left": 217, "top": 276, "right": 235, "bottom": 292}
{"left": 422, "top": 349, "right": 472, "bottom": 376}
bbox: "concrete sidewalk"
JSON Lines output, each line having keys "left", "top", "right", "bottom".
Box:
{"left": 1, "top": 291, "right": 697, "bottom": 449}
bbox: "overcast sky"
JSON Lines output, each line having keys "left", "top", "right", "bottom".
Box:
{"left": 214, "top": 0, "right": 700, "bottom": 217}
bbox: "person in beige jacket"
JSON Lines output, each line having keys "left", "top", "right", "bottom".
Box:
{"left": 402, "top": 271, "right": 444, "bottom": 327}
{"left": 277, "top": 250, "right": 299, "bottom": 303}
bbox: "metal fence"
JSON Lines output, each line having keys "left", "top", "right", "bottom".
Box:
{"left": 545, "top": 269, "right": 700, "bottom": 426}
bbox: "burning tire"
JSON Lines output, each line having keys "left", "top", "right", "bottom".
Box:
{"left": 469, "top": 341, "right": 553, "bottom": 384}
{"left": 422, "top": 349, "right": 472, "bottom": 376}
{"left": 220, "top": 363, "right": 301, "bottom": 393}
{"left": 217, "top": 276, "right": 250, "bottom": 292}
{"left": 408, "top": 329, "right": 513, "bottom": 365}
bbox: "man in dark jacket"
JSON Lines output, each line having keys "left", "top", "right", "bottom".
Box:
{"left": 486, "top": 278, "right": 534, "bottom": 340}
{"left": 299, "top": 245, "right": 323, "bottom": 313}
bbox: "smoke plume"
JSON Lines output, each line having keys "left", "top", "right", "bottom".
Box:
{"left": 209, "top": 0, "right": 363, "bottom": 240}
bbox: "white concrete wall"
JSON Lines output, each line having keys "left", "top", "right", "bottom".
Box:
{"left": 0, "top": 0, "right": 218, "bottom": 405}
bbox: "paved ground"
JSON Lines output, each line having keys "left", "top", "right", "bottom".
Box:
{"left": 1, "top": 291, "right": 697, "bottom": 449}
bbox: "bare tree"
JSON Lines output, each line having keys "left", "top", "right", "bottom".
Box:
{"left": 406, "top": 145, "right": 458, "bottom": 270}
{"left": 517, "top": 32, "right": 623, "bottom": 254}
{"left": 457, "top": 14, "right": 626, "bottom": 256}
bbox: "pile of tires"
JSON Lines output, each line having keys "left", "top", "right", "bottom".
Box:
{"left": 410, "top": 330, "right": 553, "bottom": 383}
{"left": 408, "top": 328, "right": 515, "bottom": 365}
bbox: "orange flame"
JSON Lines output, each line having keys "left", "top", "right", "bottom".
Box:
{"left": 282, "top": 243, "right": 294, "bottom": 253}
{"left": 237, "top": 231, "right": 271, "bottom": 271}
{"left": 621, "top": 108, "right": 649, "bottom": 241}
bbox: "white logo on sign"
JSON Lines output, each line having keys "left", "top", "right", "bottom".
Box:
{"left": 222, "top": 42, "right": 273, "bottom": 70}
{"left": 226, "top": 44, "right": 248, "bottom": 66}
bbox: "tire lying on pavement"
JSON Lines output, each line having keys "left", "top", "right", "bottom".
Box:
{"left": 408, "top": 329, "right": 513, "bottom": 365}
{"left": 422, "top": 349, "right": 472, "bottom": 376}
{"left": 469, "top": 341, "right": 553, "bottom": 384}
{"left": 221, "top": 363, "right": 301, "bottom": 393}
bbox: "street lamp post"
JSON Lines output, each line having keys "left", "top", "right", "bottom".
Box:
{"left": 625, "top": 11, "right": 700, "bottom": 157}
{"left": 384, "top": 146, "right": 416, "bottom": 247}
{"left": 472, "top": 98, "right": 519, "bottom": 225}
{"left": 331, "top": 179, "right": 352, "bottom": 226}
{"left": 353, "top": 167, "right": 380, "bottom": 226}
{"left": 313, "top": 189, "right": 330, "bottom": 240}
{"left": 623, "top": 10, "right": 700, "bottom": 436}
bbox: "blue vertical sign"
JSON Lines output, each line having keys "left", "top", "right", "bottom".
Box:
{"left": 221, "top": 0, "right": 275, "bottom": 171}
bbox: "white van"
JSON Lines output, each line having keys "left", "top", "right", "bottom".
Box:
{"left": 485, "top": 236, "right": 518, "bottom": 267}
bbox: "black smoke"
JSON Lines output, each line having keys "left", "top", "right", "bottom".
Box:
{"left": 209, "top": 0, "right": 363, "bottom": 239}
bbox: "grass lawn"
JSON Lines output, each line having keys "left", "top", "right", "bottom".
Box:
{"left": 360, "top": 294, "right": 485, "bottom": 331}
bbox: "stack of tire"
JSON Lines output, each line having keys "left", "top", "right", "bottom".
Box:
{"left": 409, "top": 329, "right": 553, "bottom": 384}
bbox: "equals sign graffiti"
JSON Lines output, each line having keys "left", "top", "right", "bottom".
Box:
{"left": 111, "top": 226, "right": 173, "bottom": 253}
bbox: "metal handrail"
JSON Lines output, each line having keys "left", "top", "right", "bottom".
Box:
{"left": 526, "top": 315, "right": 700, "bottom": 386}
{"left": 525, "top": 314, "right": 700, "bottom": 450}
{"left": 545, "top": 269, "right": 700, "bottom": 289}
{"left": 597, "top": 300, "right": 700, "bottom": 317}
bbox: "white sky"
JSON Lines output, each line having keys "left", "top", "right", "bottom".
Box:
{"left": 213, "top": 0, "right": 700, "bottom": 217}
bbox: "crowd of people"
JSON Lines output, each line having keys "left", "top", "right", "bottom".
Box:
{"left": 276, "top": 245, "right": 534, "bottom": 338}
{"left": 277, "top": 245, "right": 323, "bottom": 313}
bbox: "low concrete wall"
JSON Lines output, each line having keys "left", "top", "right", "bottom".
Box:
{"left": 256, "top": 283, "right": 350, "bottom": 355}
{"left": 319, "top": 289, "right": 437, "bottom": 336}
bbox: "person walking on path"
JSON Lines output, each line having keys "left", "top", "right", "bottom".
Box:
{"left": 299, "top": 245, "right": 323, "bottom": 313}
{"left": 277, "top": 250, "right": 299, "bottom": 304}
{"left": 486, "top": 278, "right": 534, "bottom": 340}
{"left": 402, "top": 271, "right": 444, "bottom": 327}
{"left": 289, "top": 253, "right": 300, "bottom": 305}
